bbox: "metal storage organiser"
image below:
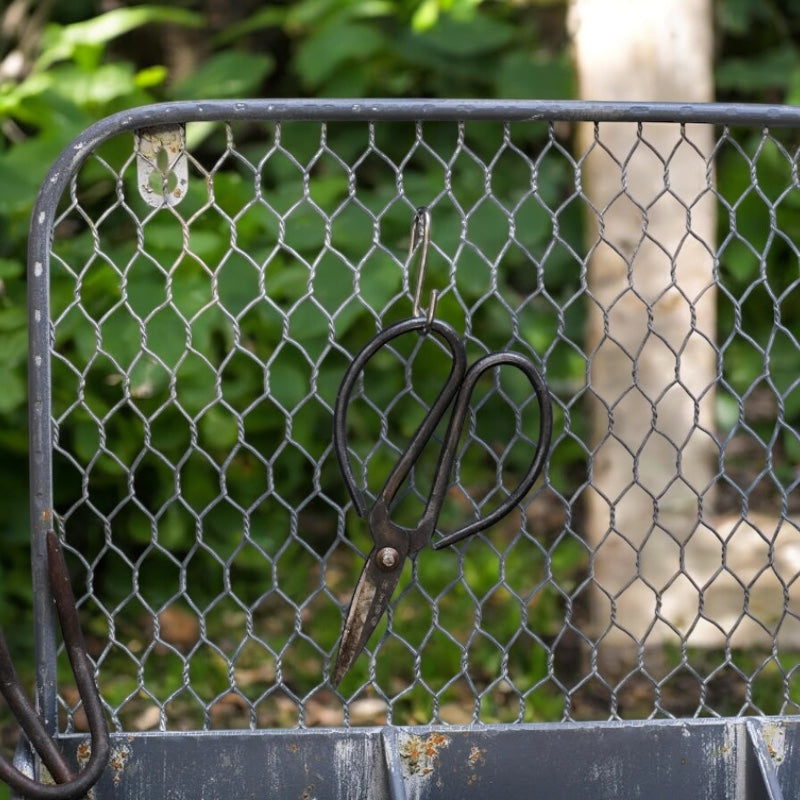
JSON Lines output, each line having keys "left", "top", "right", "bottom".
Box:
{"left": 16, "top": 100, "right": 800, "bottom": 797}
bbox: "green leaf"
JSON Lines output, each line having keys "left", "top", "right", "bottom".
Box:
{"left": 284, "top": 0, "right": 352, "bottom": 31}
{"left": 412, "top": 0, "right": 441, "bottom": 31}
{"left": 0, "top": 323, "right": 27, "bottom": 367}
{"left": 0, "top": 129, "right": 86, "bottom": 213}
{"left": 0, "top": 308, "right": 26, "bottom": 335}
{"left": 0, "top": 259, "right": 23, "bottom": 280}
{"left": 294, "top": 21, "right": 386, "bottom": 89}
{"left": 214, "top": 7, "right": 287, "bottom": 46}
{"left": 0, "top": 78, "right": 92, "bottom": 141}
{"left": 412, "top": 11, "right": 515, "bottom": 57}
{"left": 716, "top": 47, "right": 799, "bottom": 93}
{"left": 288, "top": 299, "right": 329, "bottom": 340}
{"left": 170, "top": 51, "right": 275, "bottom": 100}
{"left": 269, "top": 357, "right": 309, "bottom": 410}
{"left": 0, "top": 366, "right": 26, "bottom": 413}
{"left": 135, "top": 65, "right": 169, "bottom": 89}
{"left": 200, "top": 406, "right": 240, "bottom": 451}
{"left": 38, "top": 6, "right": 203, "bottom": 69}
{"left": 783, "top": 428, "right": 800, "bottom": 463}
{"left": 46, "top": 63, "right": 140, "bottom": 107}
{"left": 496, "top": 52, "right": 575, "bottom": 100}
{"left": 716, "top": 0, "right": 769, "bottom": 35}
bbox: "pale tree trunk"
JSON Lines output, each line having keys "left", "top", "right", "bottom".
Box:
{"left": 568, "top": 0, "right": 720, "bottom": 672}
{"left": 569, "top": 0, "right": 800, "bottom": 671}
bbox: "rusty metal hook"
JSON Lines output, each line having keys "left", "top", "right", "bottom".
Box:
{"left": 0, "top": 531, "right": 109, "bottom": 800}
{"left": 409, "top": 206, "right": 439, "bottom": 326}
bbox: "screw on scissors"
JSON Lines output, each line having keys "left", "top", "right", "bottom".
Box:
{"left": 331, "top": 207, "right": 553, "bottom": 685}
{"left": 0, "top": 531, "right": 109, "bottom": 800}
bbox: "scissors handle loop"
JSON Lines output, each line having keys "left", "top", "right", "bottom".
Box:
{"left": 334, "top": 320, "right": 552, "bottom": 550}
{"left": 0, "top": 531, "right": 110, "bottom": 800}
{"left": 429, "top": 351, "right": 553, "bottom": 549}
{"left": 333, "top": 316, "right": 467, "bottom": 519}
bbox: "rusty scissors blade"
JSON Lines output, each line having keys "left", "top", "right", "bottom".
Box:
{"left": 0, "top": 531, "right": 109, "bottom": 800}
{"left": 331, "top": 316, "right": 552, "bottom": 684}
{"left": 331, "top": 546, "right": 407, "bottom": 686}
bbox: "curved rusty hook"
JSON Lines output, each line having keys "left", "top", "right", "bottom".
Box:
{"left": 0, "top": 531, "right": 109, "bottom": 800}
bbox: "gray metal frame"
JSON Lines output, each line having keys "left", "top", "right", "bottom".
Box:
{"left": 21, "top": 99, "right": 800, "bottom": 797}
{"left": 37, "top": 718, "right": 797, "bottom": 799}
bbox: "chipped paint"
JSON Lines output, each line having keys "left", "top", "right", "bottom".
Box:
{"left": 399, "top": 732, "right": 450, "bottom": 779}
{"left": 466, "top": 743, "right": 487, "bottom": 786}
{"left": 76, "top": 739, "right": 91, "bottom": 768}
{"left": 333, "top": 735, "right": 381, "bottom": 799}
{"left": 109, "top": 742, "right": 132, "bottom": 784}
{"left": 76, "top": 740, "right": 95, "bottom": 800}
{"left": 762, "top": 720, "right": 786, "bottom": 766}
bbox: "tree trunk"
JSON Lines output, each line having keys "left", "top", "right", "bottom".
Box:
{"left": 568, "top": 0, "right": 719, "bottom": 673}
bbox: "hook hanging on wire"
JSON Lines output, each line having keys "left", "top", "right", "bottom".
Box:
{"left": 0, "top": 531, "right": 109, "bottom": 800}
{"left": 409, "top": 206, "right": 439, "bottom": 326}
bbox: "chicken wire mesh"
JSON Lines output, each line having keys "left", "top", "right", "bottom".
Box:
{"left": 24, "top": 100, "right": 800, "bottom": 735}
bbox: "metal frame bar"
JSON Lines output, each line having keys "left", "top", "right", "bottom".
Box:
{"left": 28, "top": 99, "right": 800, "bottom": 752}
{"left": 23, "top": 717, "right": 793, "bottom": 799}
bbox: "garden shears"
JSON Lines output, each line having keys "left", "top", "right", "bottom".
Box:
{"left": 331, "top": 208, "right": 553, "bottom": 685}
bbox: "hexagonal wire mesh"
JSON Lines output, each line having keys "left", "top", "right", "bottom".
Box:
{"left": 25, "top": 100, "right": 800, "bottom": 734}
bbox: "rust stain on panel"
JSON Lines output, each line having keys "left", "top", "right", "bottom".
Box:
{"left": 399, "top": 732, "right": 450, "bottom": 778}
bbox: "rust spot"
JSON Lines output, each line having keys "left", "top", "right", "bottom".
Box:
{"left": 466, "top": 743, "right": 486, "bottom": 783}
{"left": 76, "top": 740, "right": 91, "bottom": 765}
{"left": 763, "top": 721, "right": 786, "bottom": 765}
{"left": 399, "top": 732, "right": 450, "bottom": 778}
{"left": 75, "top": 739, "right": 98, "bottom": 800}
{"left": 289, "top": 743, "right": 299, "bottom": 753}
{"left": 41, "top": 509, "right": 52, "bottom": 523}
{"left": 425, "top": 732, "right": 448, "bottom": 756}
{"left": 109, "top": 743, "right": 131, "bottom": 785}
{"left": 467, "top": 744, "right": 486, "bottom": 767}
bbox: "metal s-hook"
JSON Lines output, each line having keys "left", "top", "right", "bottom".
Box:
{"left": 409, "top": 206, "right": 439, "bottom": 326}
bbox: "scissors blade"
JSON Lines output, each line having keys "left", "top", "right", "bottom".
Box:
{"left": 332, "top": 548, "right": 404, "bottom": 686}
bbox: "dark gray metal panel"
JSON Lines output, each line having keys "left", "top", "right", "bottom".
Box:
{"left": 51, "top": 719, "right": 794, "bottom": 800}
{"left": 59, "top": 729, "right": 388, "bottom": 800}
{"left": 393, "top": 722, "right": 740, "bottom": 800}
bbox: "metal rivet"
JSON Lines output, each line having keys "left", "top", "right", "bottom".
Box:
{"left": 375, "top": 547, "right": 400, "bottom": 571}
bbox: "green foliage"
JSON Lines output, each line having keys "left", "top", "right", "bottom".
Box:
{"left": 713, "top": 1, "right": 800, "bottom": 476}
{"left": 0, "top": 0, "right": 576, "bottom": 746}
{"left": 170, "top": 51, "right": 275, "bottom": 100}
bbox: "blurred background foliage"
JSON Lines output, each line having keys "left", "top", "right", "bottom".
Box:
{"left": 0, "top": 0, "right": 569, "bottom": 655}
{"left": 1, "top": 0, "right": 799, "bottom": 768}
